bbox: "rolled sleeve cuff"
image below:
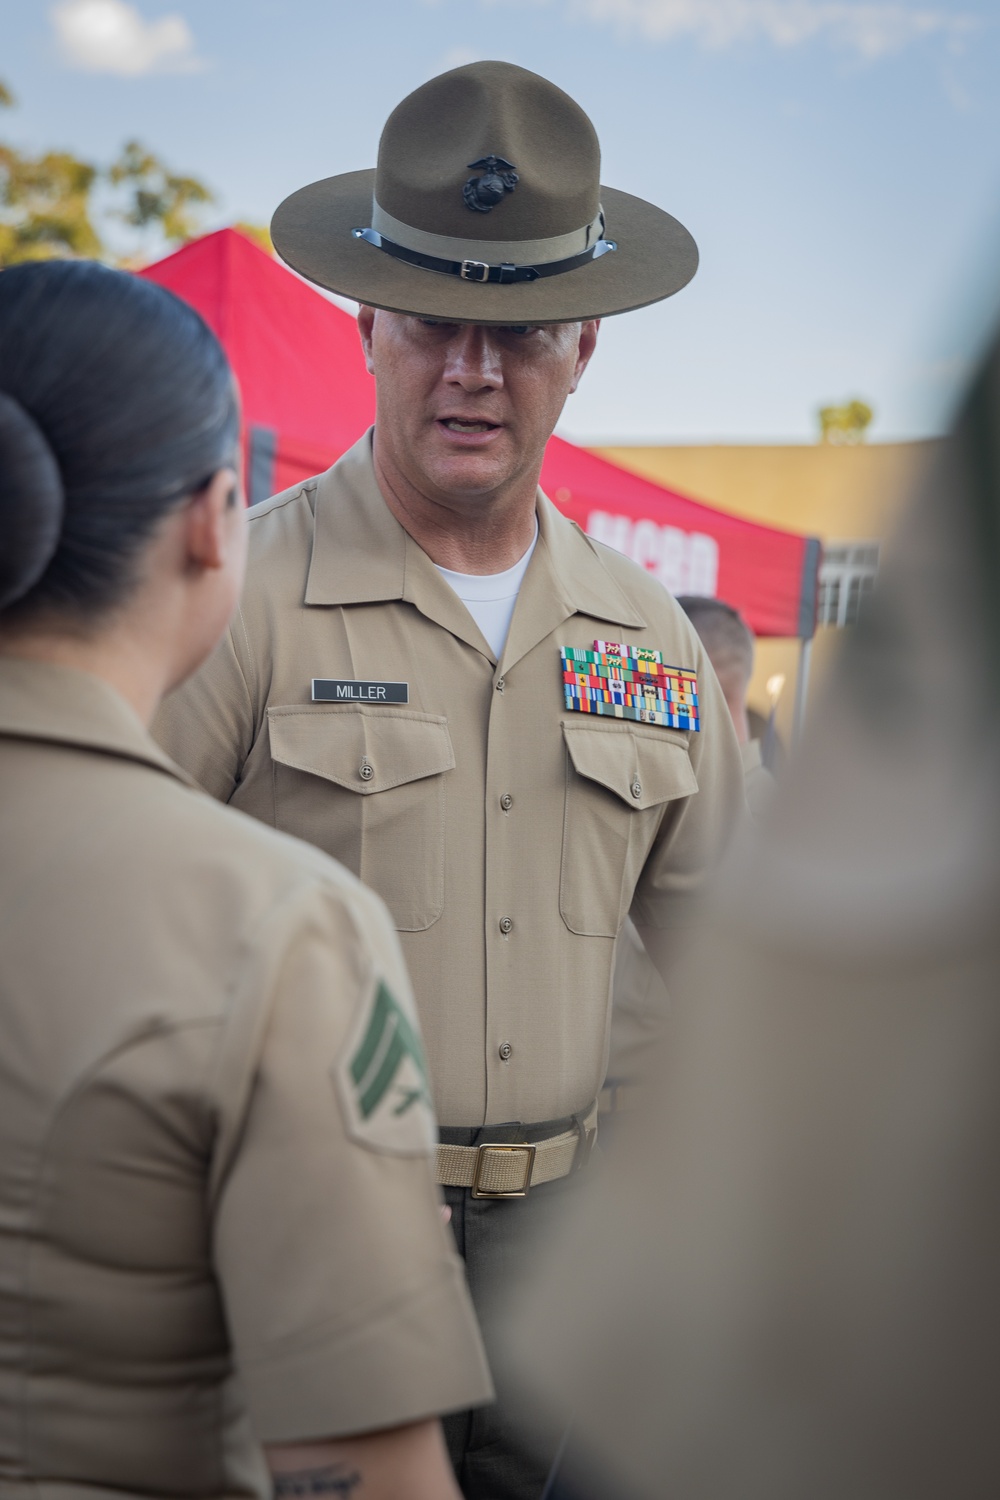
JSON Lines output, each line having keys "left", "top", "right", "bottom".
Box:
{"left": 239, "top": 1260, "right": 494, "bottom": 1443}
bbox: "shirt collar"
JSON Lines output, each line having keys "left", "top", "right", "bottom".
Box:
{"left": 0, "top": 656, "right": 198, "bottom": 787}
{"left": 304, "top": 431, "right": 646, "bottom": 666}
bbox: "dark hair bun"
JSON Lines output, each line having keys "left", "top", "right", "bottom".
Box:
{"left": 0, "top": 261, "right": 237, "bottom": 624}
{"left": 0, "top": 391, "right": 65, "bottom": 611}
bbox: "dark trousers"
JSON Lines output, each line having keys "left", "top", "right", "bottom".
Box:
{"left": 440, "top": 1119, "right": 590, "bottom": 1500}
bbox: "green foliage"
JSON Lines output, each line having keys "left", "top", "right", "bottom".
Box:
{"left": 0, "top": 80, "right": 214, "bottom": 268}
{"left": 108, "top": 139, "right": 214, "bottom": 247}
{"left": 0, "top": 145, "right": 101, "bottom": 264}
{"left": 818, "top": 399, "right": 874, "bottom": 445}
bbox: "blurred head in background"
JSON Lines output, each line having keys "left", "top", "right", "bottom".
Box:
{"left": 675, "top": 595, "right": 754, "bottom": 745}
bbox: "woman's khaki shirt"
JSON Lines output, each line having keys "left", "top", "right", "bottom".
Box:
{"left": 0, "top": 658, "right": 491, "bottom": 1497}
{"left": 155, "top": 434, "right": 747, "bottom": 1128}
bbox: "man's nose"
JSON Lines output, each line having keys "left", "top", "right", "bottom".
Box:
{"left": 442, "top": 326, "right": 503, "bottom": 391}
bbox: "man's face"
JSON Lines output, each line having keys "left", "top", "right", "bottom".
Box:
{"left": 358, "top": 309, "right": 599, "bottom": 505}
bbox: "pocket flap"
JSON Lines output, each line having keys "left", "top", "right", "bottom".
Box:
{"left": 562, "top": 721, "right": 697, "bottom": 809}
{"left": 268, "top": 708, "right": 454, "bottom": 794}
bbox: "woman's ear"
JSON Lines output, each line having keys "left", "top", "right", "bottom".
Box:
{"left": 183, "top": 468, "right": 242, "bottom": 573}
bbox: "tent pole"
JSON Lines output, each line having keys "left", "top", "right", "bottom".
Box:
{"left": 792, "top": 637, "right": 812, "bottom": 749}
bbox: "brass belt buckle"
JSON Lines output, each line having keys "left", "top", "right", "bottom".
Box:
{"left": 471, "top": 1143, "right": 537, "bottom": 1199}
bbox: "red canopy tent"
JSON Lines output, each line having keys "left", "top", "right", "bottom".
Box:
{"left": 141, "top": 229, "right": 819, "bottom": 641}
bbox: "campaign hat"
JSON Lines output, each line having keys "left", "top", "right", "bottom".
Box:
{"left": 271, "top": 61, "right": 698, "bottom": 324}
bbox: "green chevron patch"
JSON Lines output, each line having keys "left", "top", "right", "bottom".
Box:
{"left": 334, "top": 979, "right": 436, "bottom": 1156}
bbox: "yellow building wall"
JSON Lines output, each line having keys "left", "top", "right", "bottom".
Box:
{"left": 590, "top": 440, "right": 940, "bottom": 743}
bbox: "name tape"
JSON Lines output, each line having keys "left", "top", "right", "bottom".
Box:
{"left": 312, "top": 680, "right": 409, "bottom": 704}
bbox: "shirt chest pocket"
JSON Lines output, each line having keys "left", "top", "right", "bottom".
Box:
{"left": 560, "top": 720, "right": 698, "bottom": 938}
{"left": 267, "top": 707, "right": 455, "bottom": 931}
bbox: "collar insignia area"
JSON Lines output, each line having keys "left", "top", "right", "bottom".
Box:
{"left": 313, "top": 679, "right": 409, "bottom": 704}
{"left": 333, "top": 980, "right": 436, "bottom": 1157}
{"left": 463, "top": 154, "right": 519, "bottom": 212}
{"left": 560, "top": 640, "right": 701, "bottom": 731}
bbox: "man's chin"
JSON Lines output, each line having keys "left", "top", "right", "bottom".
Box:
{"left": 422, "top": 451, "right": 522, "bottom": 500}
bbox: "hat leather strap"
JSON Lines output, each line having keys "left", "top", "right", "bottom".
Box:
{"left": 351, "top": 225, "right": 617, "bottom": 284}
{"left": 352, "top": 203, "right": 616, "bottom": 286}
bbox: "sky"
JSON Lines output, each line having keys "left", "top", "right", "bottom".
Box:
{"left": 2, "top": 0, "right": 1000, "bottom": 444}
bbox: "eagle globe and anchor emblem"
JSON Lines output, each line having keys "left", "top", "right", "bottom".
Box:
{"left": 462, "top": 154, "right": 519, "bottom": 212}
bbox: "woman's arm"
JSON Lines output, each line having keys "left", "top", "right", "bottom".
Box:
{"left": 266, "top": 1417, "right": 462, "bottom": 1500}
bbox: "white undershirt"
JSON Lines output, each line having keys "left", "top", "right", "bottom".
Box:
{"left": 433, "top": 522, "right": 539, "bottom": 658}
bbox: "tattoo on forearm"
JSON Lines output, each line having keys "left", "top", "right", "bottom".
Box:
{"left": 273, "top": 1465, "right": 362, "bottom": 1497}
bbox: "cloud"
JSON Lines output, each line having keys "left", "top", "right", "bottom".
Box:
{"left": 51, "top": 0, "right": 206, "bottom": 76}
{"left": 562, "top": 0, "right": 979, "bottom": 59}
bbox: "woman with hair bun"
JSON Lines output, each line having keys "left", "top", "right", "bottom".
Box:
{"left": 0, "top": 261, "right": 490, "bottom": 1499}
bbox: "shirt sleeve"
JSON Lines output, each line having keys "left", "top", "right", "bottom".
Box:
{"left": 211, "top": 876, "right": 493, "bottom": 1442}
{"left": 152, "top": 620, "right": 254, "bottom": 803}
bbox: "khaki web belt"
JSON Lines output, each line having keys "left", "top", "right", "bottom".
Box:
{"left": 436, "top": 1103, "right": 598, "bottom": 1199}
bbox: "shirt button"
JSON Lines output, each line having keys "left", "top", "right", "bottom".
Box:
{"left": 499, "top": 916, "right": 513, "bottom": 935}
{"left": 498, "top": 1041, "right": 513, "bottom": 1061}
{"left": 495, "top": 677, "right": 505, "bottom": 693}
{"left": 500, "top": 793, "right": 513, "bottom": 812}
{"left": 630, "top": 776, "right": 642, "bottom": 799}
{"left": 359, "top": 759, "right": 374, "bottom": 781}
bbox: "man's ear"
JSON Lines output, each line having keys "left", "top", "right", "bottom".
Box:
{"left": 357, "top": 305, "right": 376, "bottom": 375}
{"left": 183, "top": 468, "right": 240, "bottom": 574}
{"left": 569, "top": 319, "right": 600, "bottom": 394}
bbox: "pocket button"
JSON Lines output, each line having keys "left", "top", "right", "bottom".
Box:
{"left": 359, "top": 759, "right": 374, "bottom": 781}
{"left": 630, "top": 776, "right": 642, "bottom": 799}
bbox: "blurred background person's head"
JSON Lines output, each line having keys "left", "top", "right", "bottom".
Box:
{"left": 676, "top": 594, "right": 780, "bottom": 814}
{"left": 675, "top": 596, "right": 754, "bottom": 744}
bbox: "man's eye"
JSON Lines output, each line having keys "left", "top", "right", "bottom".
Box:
{"left": 501, "top": 324, "right": 537, "bottom": 336}
{"left": 419, "top": 319, "right": 459, "bottom": 331}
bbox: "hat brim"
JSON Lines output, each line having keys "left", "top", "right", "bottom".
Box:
{"left": 271, "top": 169, "right": 697, "bottom": 324}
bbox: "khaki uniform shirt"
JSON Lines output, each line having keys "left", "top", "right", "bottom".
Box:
{"left": 155, "top": 434, "right": 746, "bottom": 1127}
{"left": 0, "top": 657, "right": 491, "bottom": 1498}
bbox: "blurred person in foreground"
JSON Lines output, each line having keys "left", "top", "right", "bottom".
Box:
{"left": 606, "top": 596, "right": 771, "bottom": 1116}
{"left": 506, "top": 314, "right": 1000, "bottom": 1498}
{"left": 154, "top": 60, "right": 746, "bottom": 1499}
{"left": 0, "top": 260, "right": 491, "bottom": 1500}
